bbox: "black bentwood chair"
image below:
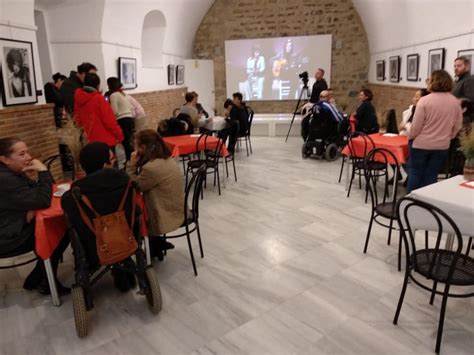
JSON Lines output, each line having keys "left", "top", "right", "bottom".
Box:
{"left": 43, "top": 154, "right": 76, "bottom": 181}
{"left": 237, "top": 110, "right": 254, "bottom": 157}
{"left": 363, "top": 148, "right": 404, "bottom": 271}
{"left": 163, "top": 164, "right": 206, "bottom": 276}
{"left": 394, "top": 197, "right": 474, "bottom": 354}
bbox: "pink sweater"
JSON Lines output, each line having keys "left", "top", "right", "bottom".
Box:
{"left": 409, "top": 92, "right": 463, "bottom": 150}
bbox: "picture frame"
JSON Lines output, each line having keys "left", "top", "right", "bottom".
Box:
{"left": 118, "top": 57, "right": 137, "bottom": 89}
{"left": 389, "top": 56, "right": 400, "bottom": 83}
{"left": 458, "top": 49, "right": 474, "bottom": 75}
{"left": 428, "top": 48, "right": 445, "bottom": 76}
{"left": 167, "top": 64, "right": 175, "bottom": 85}
{"left": 0, "top": 38, "right": 37, "bottom": 106}
{"left": 406, "top": 54, "right": 419, "bottom": 82}
{"left": 176, "top": 65, "right": 185, "bottom": 85}
{"left": 376, "top": 60, "right": 385, "bottom": 81}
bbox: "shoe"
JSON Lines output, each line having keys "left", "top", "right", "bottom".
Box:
{"left": 162, "top": 241, "right": 175, "bottom": 250}
{"left": 30, "top": 279, "right": 71, "bottom": 295}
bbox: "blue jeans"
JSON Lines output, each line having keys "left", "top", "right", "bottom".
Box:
{"left": 407, "top": 146, "right": 448, "bottom": 192}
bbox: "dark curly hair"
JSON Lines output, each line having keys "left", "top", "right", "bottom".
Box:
{"left": 6, "top": 49, "right": 24, "bottom": 73}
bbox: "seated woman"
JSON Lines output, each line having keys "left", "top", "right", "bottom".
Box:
{"left": 126, "top": 130, "right": 184, "bottom": 259}
{"left": 0, "top": 137, "right": 69, "bottom": 294}
{"left": 354, "top": 89, "right": 379, "bottom": 134}
{"left": 399, "top": 89, "right": 429, "bottom": 136}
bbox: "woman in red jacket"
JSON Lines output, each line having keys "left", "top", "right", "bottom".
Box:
{"left": 74, "top": 73, "right": 124, "bottom": 148}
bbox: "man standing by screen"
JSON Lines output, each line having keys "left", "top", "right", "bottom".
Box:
{"left": 310, "top": 69, "right": 328, "bottom": 103}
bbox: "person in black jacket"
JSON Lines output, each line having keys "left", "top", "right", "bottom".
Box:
{"left": 0, "top": 137, "right": 69, "bottom": 294}
{"left": 60, "top": 62, "right": 97, "bottom": 113}
{"left": 44, "top": 72, "right": 67, "bottom": 128}
{"left": 309, "top": 68, "right": 328, "bottom": 103}
{"left": 453, "top": 56, "right": 474, "bottom": 102}
{"left": 355, "top": 89, "right": 380, "bottom": 134}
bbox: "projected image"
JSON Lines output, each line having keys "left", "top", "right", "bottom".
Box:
{"left": 225, "top": 35, "right": 332, "bottom": 101}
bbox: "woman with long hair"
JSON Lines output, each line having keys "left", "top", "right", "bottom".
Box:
{"left": 126, "top": 130, "right": 184, "bottom": 258}
{"left": 355, "top": 89, "right": 379, "bottom": 134}
{"left": 399, "top": 88, "right": 429, "bottom": 136}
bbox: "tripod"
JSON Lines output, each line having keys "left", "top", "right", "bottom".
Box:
{"left": 285, "top": 83, "right": 310, "bottom": 142}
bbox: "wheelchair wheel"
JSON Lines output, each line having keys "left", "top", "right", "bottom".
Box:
{"left": 145, "top": 267, "right": 162, "bottom": 314}
{"left": 325, "top": 143, "right": 339, "bottom": 161}
{"left": 71, "top": 285, "right": 88, "bottom": 338}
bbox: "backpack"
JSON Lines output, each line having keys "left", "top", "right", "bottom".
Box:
{"left": 73, "top": 181, "right": 138, "bottom": 265}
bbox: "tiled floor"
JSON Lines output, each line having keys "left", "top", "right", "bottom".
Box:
{"left": 0, "top": 137, "right": 473, "bottom": 354}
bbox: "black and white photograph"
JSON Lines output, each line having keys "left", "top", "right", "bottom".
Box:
{"left": 118, "top": 57, "right": 137, "bottom": 89}
{"left": 458, "top": 49, "right": 474, "bottom": 74}
{"left": 389, "top": 56, "right": 400, "bottom": 83}
{"left": 376, "top": 60, "right": 385, "bottom": 81}
{"left": 167, "top": 64, "right": 175, "bottom": 85}
{"left": 428, "top": 48, "right": 445, "bottom": 76}
{"left": 176, "top": 65, "right": 184, "bottom": 85}
{"left": 406, "top": 54, "right": 419, "bottom": 81}
{"left": 0, "top": 38, "right": 37, "bottom": 106}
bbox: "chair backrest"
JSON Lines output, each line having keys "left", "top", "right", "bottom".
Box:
{"left": 247, "top": 111, "right": 254, "bottom": 135}
{"left": 184, "top": 164, "right": 206, "bottom": 222}
{"left": 43, "top": 154, "right": 75, "bottom": 181}
{"left": 396, "top": 196, "right": 464, "bottom": 278}
{"left": 364, "top": 148, "right": 399, "bottom": 208}
{"left": 346, "top": 131, "right": 376, "bottom": 159}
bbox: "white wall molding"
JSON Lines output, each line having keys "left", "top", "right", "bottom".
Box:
{"left": 0, "top": 20, "right": 37, "bottom": 31}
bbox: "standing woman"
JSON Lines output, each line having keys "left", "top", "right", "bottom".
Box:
{"left": 0, "top": 137, "right": 69, "bottom": 294}
{"left": 107, "top": 77, "right": 134, "bottom": 162}
{"left": 399, "top": 88, "right": 429, "bottom": 136}
{"left": 126, "top": 130, "right": 184, "bottom": 258}
{"left": 408, "top": 70, "right": 463, "bottom": 192}
{"left": 355, "top": 89, "right": 380, "bottom": 134}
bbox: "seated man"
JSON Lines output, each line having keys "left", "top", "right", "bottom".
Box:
{"left": 306, "top": 91, "right": 344, "bottom": 141}
{"left": 61, "top": 142, "right": 136, "bottom": 292}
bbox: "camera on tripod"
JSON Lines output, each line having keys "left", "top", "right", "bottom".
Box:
{"left": 299, "top": 71, "right": 309, "bottom": 87}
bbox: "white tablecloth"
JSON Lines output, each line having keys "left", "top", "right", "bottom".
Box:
{"left": 203, "top": 116, "right": 227, "bottom": 131}
{"left": 405, "top": 176, "right": 474, "bottom": 237}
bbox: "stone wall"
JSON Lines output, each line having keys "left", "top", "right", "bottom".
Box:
{"left": 0, "top": 104, "right": 61, "bottom": 178}
{"left": 131, "top": 87, "right": 187, "bottom": 130}
{"left": 194, "top": 0, "right": 370, "bottom": 114}
{"left": 368, "top": 83, "right": 422, "bottom": 127}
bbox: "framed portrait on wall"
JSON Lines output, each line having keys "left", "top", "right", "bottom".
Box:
{"left": 118, "top": 57, "right": 137, "bottom": 89}
{"left": 167, "top": 65, "right": 175, "bottom": 85}
{"left": 176, "top": 65, "right": 185, "bottom": 85}
{"left": 458, "top": 49, "right": 474, "bottom": 74}
{"left": 376, "top": 60, "right": 385, "bottom": 81}
{"left": 428, "top": 48, "right": 445, "bottom": 76}
{"left": 406, "top": 54, "right": 419, "bottom": 82}
{"left": 389, "top": 56, "right": 400, "bottom": 83}
{"left": 0, "top": 38, "right": 37, "bottom": 106}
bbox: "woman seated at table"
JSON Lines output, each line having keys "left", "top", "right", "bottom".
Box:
{"left": 399, "top": 88, "right": 429, "bottom": 136}
{"left": 408, "top": 70, "right": 463, "bottom": 192}
{"left": 0, "top": 137, "right": 69, "bottom": 294}
{"left": 354, "top": 89, "right": 379, "bottom": 134}
{"left": 126, "top": 130, "right": 184, "bottom": 259}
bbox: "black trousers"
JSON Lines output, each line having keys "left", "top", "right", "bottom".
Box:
{"left": 118, "top": 117, "right": 135, "bottom": 162}
{"left": 17, "top": 230, "right": 70, "bottom": 289}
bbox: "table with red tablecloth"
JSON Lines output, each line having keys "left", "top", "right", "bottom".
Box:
{"left": 163, "top": 135, "right": 229, "bottom": 157}
{"left": 341, "top": 133, "right": 409, "bottom": 164}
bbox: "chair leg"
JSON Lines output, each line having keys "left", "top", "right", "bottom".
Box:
{"left": 196, "top": 223, "right": 204, "bottom": 258}
{"left": 245, "top": 138, "right": 249, "bottom": 157}
{"left": 216, "top": 166, "right": 221, "bottom": 195}
{"left": 397, "top": 230, "right": 402, "bottom": 272}
{"left": 347, "top": 166, "right": 356, "bottom": 198}
{"left": 248, "top": 136, "right": 253, "bottom": 154}
{"left": 430, "top": 281, "right": 438, "bottom": 305}
{"left": 363, "top": 212, "right": 375, "bottom": 254}
{"left": 387, "top": 218, "right": 394, "bottom": 246}
{"left": 435, "top": 284, "right": 451, "bottom": 354}
{"left": 425, "top": 231, "right": 429, "bottom": 249}
{"left": 232, "top": 158, "right": 237, "bottom": 182}
{"left": 225, "top": 158, "right": 229, "bottom": 178}
{"left": 338, "top": 156, "right": 345, "bottom": 183}
{"left": 466, "top": 237, "right": 472, "bottom": 256}
{"left": 393, "top": 266, "right": 410, "bottom": 325}
{"left": 185, "top": 228, "right": 198, "bottom": 276}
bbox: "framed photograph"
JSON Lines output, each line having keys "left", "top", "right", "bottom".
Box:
{"left": 167, "top": 64, "right": 175, "bottom": 85}
{"left": 176, "top": 65, "right": 185, "bottom": 85}
{"left": 406, "top": 54, "right": 419, "bottom": 81}
{"left": 0, "top": 38, "right": 37, "bottom": 106}
{"left": 376, "top": 60, "right": 385, "bottom": 81}
{"left": 118, "top": 57, "right": 137, "bottom": 89}
{"left": 458, "top": 49, "right": 474, "bottom": 74}
{"left": 389, "top": 56, "right": 400, "bottom": 83}
{"left": 428, "top": 48, "right": 445, "bottom": 76}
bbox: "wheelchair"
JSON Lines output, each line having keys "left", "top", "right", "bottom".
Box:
{"left": 62, "top": 180, "right": 162, "bottom": 338}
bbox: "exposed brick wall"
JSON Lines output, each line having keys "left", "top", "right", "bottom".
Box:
{"left": 194, "top": 0, "right": 369, "bottom": 114}
{"left": 0, "top": 104, "right": 61, "bottom": 178}
{"left": 368, "top": 83, "right": 422, "bottom": 126}
{"left": 131, "top": 88, "right": 187, "bottom": 130}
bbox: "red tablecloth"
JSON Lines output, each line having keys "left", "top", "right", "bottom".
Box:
{"left": 35, "top": 186, "right": 67, "bottom": 260}
{"left": 341, "top": 133, "right": 409, "bottom": 165}
{"left": 163, "top": 135, "right": 229, "bottom": 157}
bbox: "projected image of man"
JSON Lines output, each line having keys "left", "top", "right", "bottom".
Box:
{"left": 245, "top": 45, "right": 265, "bottom": 100}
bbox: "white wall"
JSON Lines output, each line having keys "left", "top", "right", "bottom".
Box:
{"left": 0, "top": 0, "right": 44, "bottom": 108}
{"left": 354, "top": 0, "right": 474, "bottom": 86}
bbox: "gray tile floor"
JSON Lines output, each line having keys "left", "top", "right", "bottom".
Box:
{"left": 1, "top": 137, "right": 473, "bottom": 354}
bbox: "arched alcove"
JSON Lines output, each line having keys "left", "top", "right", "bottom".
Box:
{"left": 141, "top": 10, "right": 166, "bottom": 67}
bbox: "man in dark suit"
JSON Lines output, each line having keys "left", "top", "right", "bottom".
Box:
{"left": 310, "top": 68, "right": 328, "bottom": 103}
